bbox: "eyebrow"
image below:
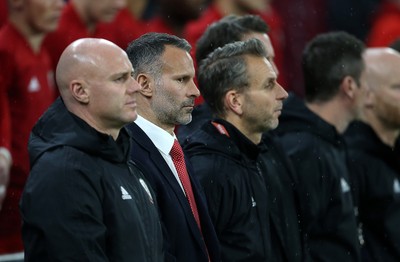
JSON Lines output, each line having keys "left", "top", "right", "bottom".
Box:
{"left": 111, "top": 70, "right": 133, "bottom": 79}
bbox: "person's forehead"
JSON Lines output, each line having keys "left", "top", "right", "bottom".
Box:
{"left": 246, "top": 55, "right": 275, "bottom": 78}
{"left": 92, "top": 48, "right": 131, "bottom": 74}
{"left": 161, "top": 46, "right": 193, "bottom": 70}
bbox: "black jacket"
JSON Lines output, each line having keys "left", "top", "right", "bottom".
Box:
{"left": 20, "top": 98, "right": 163, "bottom": 262}
{"left": 345, "top": 121, "right": 400, "bottom": 262}
{"left": 274, "top": 94, "right": 360, "bottom": 262}
{"left": 126, "top": 122, "right": 221, "bottom": 262}
{"left": 183, "top": 119, "right": 303, "bottom": 262}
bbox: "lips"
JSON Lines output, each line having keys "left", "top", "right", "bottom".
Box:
{"left": 126, "top": 100, "right": 137, "bottom": 107}
{"left": 182, "top": 100, "right": 195, "bottom": 109}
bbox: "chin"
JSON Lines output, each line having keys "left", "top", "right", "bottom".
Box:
{"left": 178, "top": 116, "right": 192, "bottom": 126}
{"left": 268, "top": 121, "right": 279, "bottom": 130}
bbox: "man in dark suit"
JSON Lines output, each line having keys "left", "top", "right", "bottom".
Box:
{"left": 125, "top": 32, "right": 220, "bottom": 262}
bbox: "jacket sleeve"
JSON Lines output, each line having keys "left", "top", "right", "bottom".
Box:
{"left": 21, "top": 148, "right": 109, "bottom": 262}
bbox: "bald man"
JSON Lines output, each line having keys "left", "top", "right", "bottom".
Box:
{"left": 20, "top": 38, "right": 163, "bottom": 262}
{"left": 344, "top": 48, "right": 400, "bottom": 262}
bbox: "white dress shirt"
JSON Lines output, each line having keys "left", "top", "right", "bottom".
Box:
{"left": 134, "top": 115, "right": 185, "bottom": 193}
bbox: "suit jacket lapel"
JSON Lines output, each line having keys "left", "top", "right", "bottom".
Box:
{"left": 129, "top": 123, "right": 209, "bottom": 255}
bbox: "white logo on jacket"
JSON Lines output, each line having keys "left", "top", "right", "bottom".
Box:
{"left": 341, "top": 178, "right": 350, "bottom": 193}
{"left": 120, "top": 186, "right": 132, "bottom": 200}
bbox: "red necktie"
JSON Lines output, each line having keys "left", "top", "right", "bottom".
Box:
{"left": 170, "top": 139, "right": 201, "bottom": 230}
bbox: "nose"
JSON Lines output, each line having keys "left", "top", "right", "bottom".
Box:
{"left": 276, "top": 82, "right": 288, "bottom": 100}
{"left": 128, "top": 77, "right": 141, "bottom": 94}
{"left": 188, "top": 79, "right": 200, "bottom": 98}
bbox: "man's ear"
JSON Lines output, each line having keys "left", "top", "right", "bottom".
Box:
{"left": 364, "top": 87, "right": 376, "bottom": 108}
{"left": 341, "top": 75, "right": 358, "bottom": 100}
{"left": 224, "top": 89, "right": 243, "bottom": 115}
{"left": 70, "top": 80, "right": 89, "bottom": 104}
{"left": 137, "top": 73, "right": 153, "bottom": 98}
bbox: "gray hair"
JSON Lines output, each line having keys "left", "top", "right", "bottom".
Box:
{"left": 126, "top": 32, "right": 191, "bottom": 79}
{"left": 198, "top": 38, "right": 267, "bottom": 117}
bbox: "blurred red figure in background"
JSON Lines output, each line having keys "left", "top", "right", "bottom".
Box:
{"left": 43, "top": 0, "right": 126, "bottom": 69}
{"left": 0, "top": 0, "right": 64, "bottom": 255}
{"left": 367, "top": 0, "right": 400, "bottom": 47}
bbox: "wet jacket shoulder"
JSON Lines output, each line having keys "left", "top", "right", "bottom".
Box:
{"left": 20, "top": 98, "right": 163, "bottom": 262}
{"left": 274, "top": 94, "right": 360, "bottom": 262}
{"left": 183, "top": 119, "right": 271, "bottom": 262}
{"left": 345, "top": 121, "right": 400, "bottom": 262}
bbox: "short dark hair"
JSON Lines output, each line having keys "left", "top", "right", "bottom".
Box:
{"left": 126, "top": 32, "right": 191, "bottom": 78}
{"left": 198, "top": 38, "right": 267, "bottom": 117}
{"left": 195, "top": 14, "right": 269, "bottom": 63}
{"left": 302, "top": 31, "right": 365, "bottom": 102}
{"left": 389, "top": 38, "right": 400, "bottom": 53}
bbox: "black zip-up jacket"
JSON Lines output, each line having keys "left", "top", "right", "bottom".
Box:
{"left": 183, "top": 119, "right": 303, "bottom": 262}
{"left": 20, "top": 98, "right": 163, "bottom": 262}
{"left": 345, "top": 121, "right": 400, "bottom": 262}
{"left": 274, "top": 94, "right": 361, "bottom": 262}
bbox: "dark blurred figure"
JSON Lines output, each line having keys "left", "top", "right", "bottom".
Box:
{"left": 345, "top": 47, "right": 400, "bottom": 262}
{"left": 0, "top": 0, "right": 63, "bottom": 257}
{"left": 147, "top": 0, "right": 205, "bottom": 37}
{"left": 43, "top": 0, "right": 126, "bottom": 69}
{"left": 367, "top": 0, "right": 400, "bottom": 47}
{"left": 327, "top": 0, "right": 380, "bottom": 41}
{"left": 275, "top": 31, "right": 367, "bottom": 261}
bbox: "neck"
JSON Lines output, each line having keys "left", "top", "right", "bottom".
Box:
{"left": 225, "top": 114, "right": 262, "bottom": 144}
{"left": 69, "top": 105, "right": 120, "bottom": 140}
{"left": 306, "top": 98, "right": 353, "bottom": 134}
{"left": 137, "top": 109, "right": 175, "bottom": 136}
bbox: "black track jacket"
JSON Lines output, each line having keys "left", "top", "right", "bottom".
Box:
{"left": 183, "top": 119, "right": 303, "bottom": 262}
{"left": 20, "top": 98, "right": 163, "bottom": 262}
{"left": 345, "top": 121, "right": 400, "bottom": 262}
{"left": 274, "top": 94, "right": 360, "bottom": 262}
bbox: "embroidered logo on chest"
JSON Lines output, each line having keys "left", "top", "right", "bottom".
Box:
{"left": 120, "top": 186, "right": 132, "bottom": 200}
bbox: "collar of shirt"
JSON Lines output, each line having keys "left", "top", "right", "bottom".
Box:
{"left": 135, "top": 115, "right": 175, "bottom": 154}
{"left": 134, "top": 115, "right": 185, "bottom": 193}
